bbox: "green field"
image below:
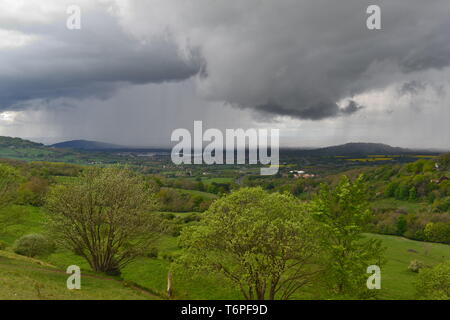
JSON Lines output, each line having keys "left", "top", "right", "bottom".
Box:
{"left": 172, "top": 188, "right": 218, "bottom": 199}
{"left": 179, "top": 177, "right": 235, "bottom": 185}
{"left": 371, "top": 198, "right": 429, "bottom": 214}
{"left": 367, "top": 234, "right": 450, "bottom": 299}
{"left": 0, "top": 251, "right": 157, "bottom": 300}
{"left": 1, "top": 204, "right": 450, "bottom": 300}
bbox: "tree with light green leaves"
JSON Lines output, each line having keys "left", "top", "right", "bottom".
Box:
{"left": 0, "top": 164, "right": 20, "bottom": 207}
{"left": 0, "top": 164, "right": 23, "bottom": 235}
{"left": 46, "top": 167, "right": 164, "bottom": 274}
{"left": 178, "top": 187, "right": 322, "bottom": 300}
{"left": 416, "top": 261, "right": 450, "bottom": 300}
{"left": 312, "top": 175, "right": 385, "bottom": 298}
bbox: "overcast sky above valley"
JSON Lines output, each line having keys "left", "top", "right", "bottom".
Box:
{"left": 0, "top": 0, "right": 449, "bottom": 149}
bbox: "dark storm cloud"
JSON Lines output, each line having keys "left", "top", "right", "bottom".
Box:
{"left": 258, "top": 100, "right": 363, "bottom": 120}
{"left": 0, "top": 1, "right": 203, "bottom": 110}
{"left": 1, "top": 0, "right": 450, "bottom": 121}
{"left": 257, "top": 101, "right": 339, "bottom": 120}
{"left": 340, "top": 100, "right": 364, "bottom": 115}
{"left": 399, "top": 22, "right": 450, "bottom": 72}
{"left": 122, "top": 0, "right": 450, "bottom": 120}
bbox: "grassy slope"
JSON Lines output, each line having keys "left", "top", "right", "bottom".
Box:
{"left": 0, "top": 251, "right": 156, "bottom": 300}
{"left": 367, "top": 233, "right": 450, "bottom": 300}
{"left": 2, "top": 205, "right": 450, "bottom": 300}
{"left": 122, "top": 233, "right": 450, "bottom": 300}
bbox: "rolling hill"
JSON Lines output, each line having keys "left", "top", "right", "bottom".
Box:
{"left": 50, "top": 140, "right": 124, "bottom": 150}
{"left": 311, "top": 142, "right": 412, "bottom": 155}
{"left": 0, "top": 136, "right": 88, "bottom": 163}
{"left": 0, "top": 136, "right": 442, "bottom": 165}
{"left": 0, "top": 136, "right": 44, "bottom": 148}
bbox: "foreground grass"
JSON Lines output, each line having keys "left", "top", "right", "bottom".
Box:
{"left": 0, "top": 251, "right": 156, "bottom": 300}
{"left": 366, "top": 233, "right": 450, "bottom": 300}
{"left": 122, "top": 257, "right": 241, "bottom": 300}
{"left": 2, "top": 205, "right": 450, "bottom": 300}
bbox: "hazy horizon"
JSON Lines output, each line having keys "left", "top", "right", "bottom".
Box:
{"left": 11, "top": 135, "right": 447, "bottom": 152}
{"left": 1, "top": 1, "right": 449, "bottom": 149}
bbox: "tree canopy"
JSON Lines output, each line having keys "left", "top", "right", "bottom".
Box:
{"left": 178, "top": 187, "right": 322, "bottom": 300}
{"left": 312, "top": 175, "right": 385, "bottom": 298}
{"left": 416, "top": 261, "right": 450, "bottom": 300}
{"left": 46, "top": 167, "right": 165, "bottom": 274}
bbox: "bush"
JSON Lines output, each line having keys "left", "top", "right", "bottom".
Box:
{"left": 416, "top": 261, "right": 450, "bottom": 300}
{"left": 13, "top": 234, "right": 55, "bottom": 257}
{"left": 161, "top": 252, "right": 180, "bottom": 262}
{"left": 147, "top": 247, "right": 159, "bottom": 258}
{"left": 424, "top": 222, "right": 450, "bottom": 243}
{"left": 0, "top": 240, "right": 7, "bottom": 250}
{"left": 408, "top": 260, "right": 426, "bottom": 273}
{"left": 180, "top": 213, "right": 201, "bottom": 224}
{"left": 160, "top": 213, "right": 176, "bottom": 220}
{"left": 433, "top": 197, "right": 450, "bottom": 213}
{"left": 169, "top": 225, "right": 181, "bottom": 237}
{"left": 16, "top": 176, "right": 49, "bottom": 206}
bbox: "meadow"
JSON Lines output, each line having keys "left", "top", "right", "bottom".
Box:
{"left": 1, "top": 204, "right": 450, "bottom": 300}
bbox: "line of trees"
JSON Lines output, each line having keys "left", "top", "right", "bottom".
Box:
{"left": 0, "top": 164, "right": 23, "bottom": 236}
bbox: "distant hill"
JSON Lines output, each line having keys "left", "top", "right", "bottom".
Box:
{"left": 50, "top": 140, "right": 124, "bottom": 150}
{"left": 282, "top": 142, "right": 418, "bottom": 156}
{"left": 0, "top": 136, "right": 43, "bottom": 148}
{"left": 0, "top": 136, "right": 85, "bottom": 162}
{"left": 311, "top": 142, "right": 411, "bottom": 156}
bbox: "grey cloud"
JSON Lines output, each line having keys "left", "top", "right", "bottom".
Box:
{"left": 2, "top": 0, "right": 450, "bottom": 123}
{"left": 0, "top": 1, "right": 203, "bottom": 110}
{"left": 257, "top": 101, "right": 339, "bottom": 120}
{"left": 340, "top": 100, "right": 364, "bottom": 115}
{"left": 399, "top": 22, "right": 450, "bottom": 72}
{"left": 399, "top": 81, "right": 427, "bottom": 96}
{"left": 122, "top": 0, "right": 450, "bottom": 120}
{"left": 257, "top": 99, "right": 363, "bottom": 120}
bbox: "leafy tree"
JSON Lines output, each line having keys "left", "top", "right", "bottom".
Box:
{"left": 424, "top": 222, "right": 450, "bottom": 243}
{"left": 0, "top": 164, "right": 23, "bottom": 235}
{"left": 17, "top": 176, "right": 49, "bottom": 206}
{"left": 46, "top": 167, "right": 165, "bottom": 274}
{"left": 416, "top": 261, "right": 450, "bottom": 300}
{"left": 312, "top": 175, "right": 385, "bottom": 298}
{"left": 385, "top": 182, "right": 398, "bottom": 197}
{"left": 0, "top": 164, "right": 21, "bottom": 207}
{"left": 178, "top": 187, "right": 322, "bottom": 300}
{"left": 409, "top": 186, "right": 418, "bottom": 201}
{"left": 290, "top": 181, "right": 305, "bottom": 196}
{"left": 433, "top": 196, "right": 450, "bottom": 213}
{"left": 396, "top": 216, "right": 408, "bottom": 235}
{"left": 437, "top": 153, "right": 450, "bottom": 171}
{"left": 14, "top": 234, "right": 55, "bottom": 257}
{"left": 395, "top": 183, "right": 410, "bottom": 200}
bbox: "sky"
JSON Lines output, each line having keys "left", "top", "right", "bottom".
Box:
{"left": 0, "top": 0, "right": 449, "bottom": 149}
